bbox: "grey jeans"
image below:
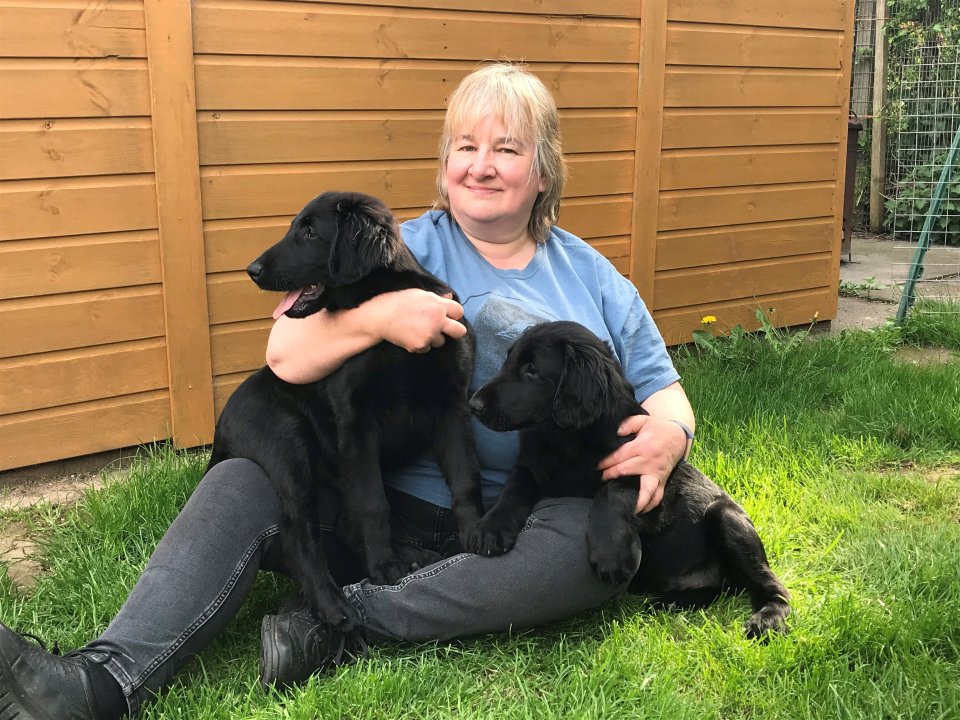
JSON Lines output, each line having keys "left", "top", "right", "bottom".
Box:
{"left": 81, "top": 458, "right": 636, "bottom": 715}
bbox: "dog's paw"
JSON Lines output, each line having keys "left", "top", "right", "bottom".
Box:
{"left": 744, "top": 604, "right": 790, "bottom": 639}
{"left": 587, "top": 527, "right": 641, "bottom": 586}
{"left": 307, "top": 591, "right": 360, "bottom": 632}
{"left": 461, "top": 515, "right": 521, "bottom": 557}
{"left": 368, "top": 556, "right": 409, "bottom": 586}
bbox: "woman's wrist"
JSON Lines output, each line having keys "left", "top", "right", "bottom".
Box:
{"left": 667, "top": 418, "right": 694, "bottom": 461}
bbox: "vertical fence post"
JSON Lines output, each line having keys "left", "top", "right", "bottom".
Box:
{"left": 631, "top": 0, "right": 668, "bottom": 306}
{"left": 143, "top": 0, "right": 215, "bottom": 448}
{"left": 870, "top": 0, "right": 888, "bottom": 232}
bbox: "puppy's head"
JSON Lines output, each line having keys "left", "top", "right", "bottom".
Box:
{"left": 247, "top": 191, "right": 400, "bottom": 318}
{"left": 470, "top": 321, "right": 631, "bottom": 431}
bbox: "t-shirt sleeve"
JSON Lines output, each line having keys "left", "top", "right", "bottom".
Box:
{"left": 599, "top": 262, "right": 680, "bottom": 403}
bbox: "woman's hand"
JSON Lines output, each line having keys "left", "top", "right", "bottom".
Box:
{"left": 367, "top": 289, "right": 467, "bottom": 353}
{"left": 595, "top": 382, "right": 694, "bottom": 514}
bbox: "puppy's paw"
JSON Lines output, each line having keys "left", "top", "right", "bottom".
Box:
{"left": 745, "top": 604, "right": 790, "bottom": 639}
{"left": 368, "top": 555, "right": 409, "bottom": 586}
{"left": 461, "top": 514, "right": 521, "bottom": 557}
{"left": 309, "top": 591, "right": 360, "bottom": 632}
{"left": 587, "top": 526, "right": 641, "bottom": 586}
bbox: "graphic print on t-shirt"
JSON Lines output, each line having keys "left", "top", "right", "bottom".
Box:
{"left": 468, "top": 295, "right": 554, "bottom": 389}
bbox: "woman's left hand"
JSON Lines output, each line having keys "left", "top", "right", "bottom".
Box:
{"left": 596, "top": 415, "right": 689, "bottom": 514}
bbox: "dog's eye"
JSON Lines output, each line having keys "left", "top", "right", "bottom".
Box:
{"left": 520, "top": 363, "right": 539, "bottom": 380}
{"left": 302, "top": 225, "right": 316, "bottom": 239}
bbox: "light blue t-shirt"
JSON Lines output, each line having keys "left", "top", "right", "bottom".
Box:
{"left": 383, "top": 210, "right": 680, "bottom": 508}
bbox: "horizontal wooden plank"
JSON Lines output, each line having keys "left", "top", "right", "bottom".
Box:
{"left": 193, "top": 1, "right": 639, "bottom": 63}
{"left": 0, "top": 391, "right": 171, "bottom": 471}
{"left": 662, "top": 109, "right": 843, "bottom": 149}
{"left": 205, "top": 194, "right": 633, "bottom": 274}
{"left": 0, "top": 287, "right": 165, "bottom": 357}
{"left": 210, "top": 320, "right": 271, "bottom": 375}
{"left": 658, "top": 183, "right": 836, "bottom": 231}
{"left": 0, "top": 1, "right": 147, "bottom": 58}
{"left": 668, "top": 0, "right": 848, "bottom": 31}
{"left": 588, "top": 235, "right": 631, "bottom": 259}
{"left": 653, "top": 253, "right": 833, "bottom": 310}
{"left": 207, "top": 272, "right": 278, "bottom": 325}
{"left": 660, "top": 145, "right": 838, "bottom": 190}
{"left": 654, "top": 288, "right": 836, "bottom": 346}
{"left": 559, "top": 195, "right": 632, "bottom": 239}
{"left": 664, "top": 68, "right": 844, "bottom": 108}
{"left": 267, "top": 0, "right": 642, "bottom": 18}
{"left": 655, "top": 219, "right": 835, "bottom": 271}
{"left": 666, "top": 23, "right": 843, "bottom": 69}
{"left": 0, "top": 339, "right": 167, "bottom": 414}
{"left": 213, "top": 372, "right": 250, "bottom": 418}
{"left": 0, "top": 59, "right": 151, "bottom": 119}
{"left": 194, "top": 59, "right": 637, "bottom": 111}
{"left": 0, "top": 118, "right": 154, "bottom": 180}
{"left": 0, "top": 231, "right": 161, "bottom": 299}
{"left": 0, "top": 175, "right": 158, "bottom": 241}
{"left": 196, "top": 109, "right": 635, "bottom": 165}
{"left": 200, "top": 154, "right": 633, "bottom": 220}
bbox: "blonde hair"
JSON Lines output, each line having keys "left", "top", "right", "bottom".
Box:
{"left": 435, "top": 62, "right": 566, "bottom": 244}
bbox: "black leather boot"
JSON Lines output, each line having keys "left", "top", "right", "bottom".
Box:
{"left": 0, "top": 622, "right": 126, "bottom": 720}
{"left": 259, "top": 610, "right": 367, "bottom": 691}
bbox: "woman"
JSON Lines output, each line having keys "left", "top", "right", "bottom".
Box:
{"left": 0, "top": 63, "right": 693, "bottom": 719}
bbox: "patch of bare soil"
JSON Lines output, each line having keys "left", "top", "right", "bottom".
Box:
{"left": 0, "top": 471, "right": 122, "bottom": 590}
{"left": 893, "top": 346, "right": 958, "bottom": 367}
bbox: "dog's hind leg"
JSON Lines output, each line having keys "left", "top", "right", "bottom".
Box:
{"left": 705, "top": 499, "right": 791, "bottom": 638}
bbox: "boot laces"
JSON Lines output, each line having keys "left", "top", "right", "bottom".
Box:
{"left": 15, "top": 628, "right": 60, "bottom": 656}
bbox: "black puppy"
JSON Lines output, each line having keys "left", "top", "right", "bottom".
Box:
{"left": 469, "top": 321, "right": 790, "bottom": 638}
{"left": 209, "top": 191, "right": 487, "bottom": 630}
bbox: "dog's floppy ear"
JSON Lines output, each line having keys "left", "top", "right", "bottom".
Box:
{"left": 328, "top": 197, "right": 398, "bottom": 284}
{"left": 552, "top": 342, "right": 620, "bottom": 429}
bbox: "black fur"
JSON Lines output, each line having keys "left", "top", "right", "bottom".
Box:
{"left": 469, "top": 321, "right": 790, "bottom": 638}
{"left": 209, "top": 191, "right": 488, "bottom": 630}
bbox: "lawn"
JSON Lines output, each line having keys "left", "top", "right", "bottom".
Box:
{"left": 2, "top": 305, "right": 959, "bottom": 719}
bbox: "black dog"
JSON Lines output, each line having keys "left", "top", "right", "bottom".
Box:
{"left": 209, "top": 191, "right": 488, "bottom": 630}
{"left": 468, "top": 321, "right": 790, "bottom": 637}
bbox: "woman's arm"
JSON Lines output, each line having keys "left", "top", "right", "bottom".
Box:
{"left": 596, "top": 381, "right": 695, "bottom": 514}
{"left": 266, "top": 289, "right": 468, "bottom": 384}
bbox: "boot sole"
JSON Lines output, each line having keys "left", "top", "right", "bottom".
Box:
{"left": 259, "top": 615, "right": 282, "bottom": 692}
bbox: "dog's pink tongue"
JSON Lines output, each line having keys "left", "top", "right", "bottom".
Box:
{"left": 272, "top": 289, "right": 303, "bottom": 320}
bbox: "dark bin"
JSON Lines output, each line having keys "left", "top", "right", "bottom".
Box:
{"left": 842, "top": 116, "right": 864, "bottom": 260}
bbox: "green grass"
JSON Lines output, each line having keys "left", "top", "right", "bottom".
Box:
{"left": 3, "top": 310, "right": 960, "bottom": 719}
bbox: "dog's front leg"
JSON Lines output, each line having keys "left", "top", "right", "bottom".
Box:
{"left": 432, "top": 409, "right": 486, "bottom": 544}
{"left": 276, "top": 480, "right": 359, "bottom": 630}
{"left": 587, "top": 477, "right": 643, "bottom": 585}
{"left": 338, "top": 436, "right": 405, "bottom": 586}
{"left": 705, "top": 499, "right": 791, "bottom": 637}
{"left": 464, "top": 466, "right": 540, "bottom": 556}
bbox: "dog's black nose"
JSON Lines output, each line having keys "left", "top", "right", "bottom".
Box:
{"left": 468, "top": 395, "right": 485, "bottom": 415}
{"left": 247, "top": 261, "right": 264, "bottom": 282}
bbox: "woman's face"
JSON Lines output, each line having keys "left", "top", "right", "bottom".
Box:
{"left": 445, "top": 115, "right": 546, "bottom": 242}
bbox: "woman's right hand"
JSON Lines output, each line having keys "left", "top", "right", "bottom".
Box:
{"left": 366, "top": 289, "right": 468, "bottom": 353}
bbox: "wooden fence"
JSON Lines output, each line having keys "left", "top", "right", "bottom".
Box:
{"left": 0, "top": 0, "right": 854, "bottom": 471}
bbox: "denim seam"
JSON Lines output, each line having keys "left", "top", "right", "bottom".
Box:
{"left": 125, "top": 525, "right": 280, "bottom": 709}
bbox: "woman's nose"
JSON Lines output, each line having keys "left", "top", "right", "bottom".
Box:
{"left": 469, "top": 149, "right": 495, "bottom": 178}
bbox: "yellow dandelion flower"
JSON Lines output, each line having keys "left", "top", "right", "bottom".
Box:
{"left": 701, "top": 315, "right": 717, "bottom": 325}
